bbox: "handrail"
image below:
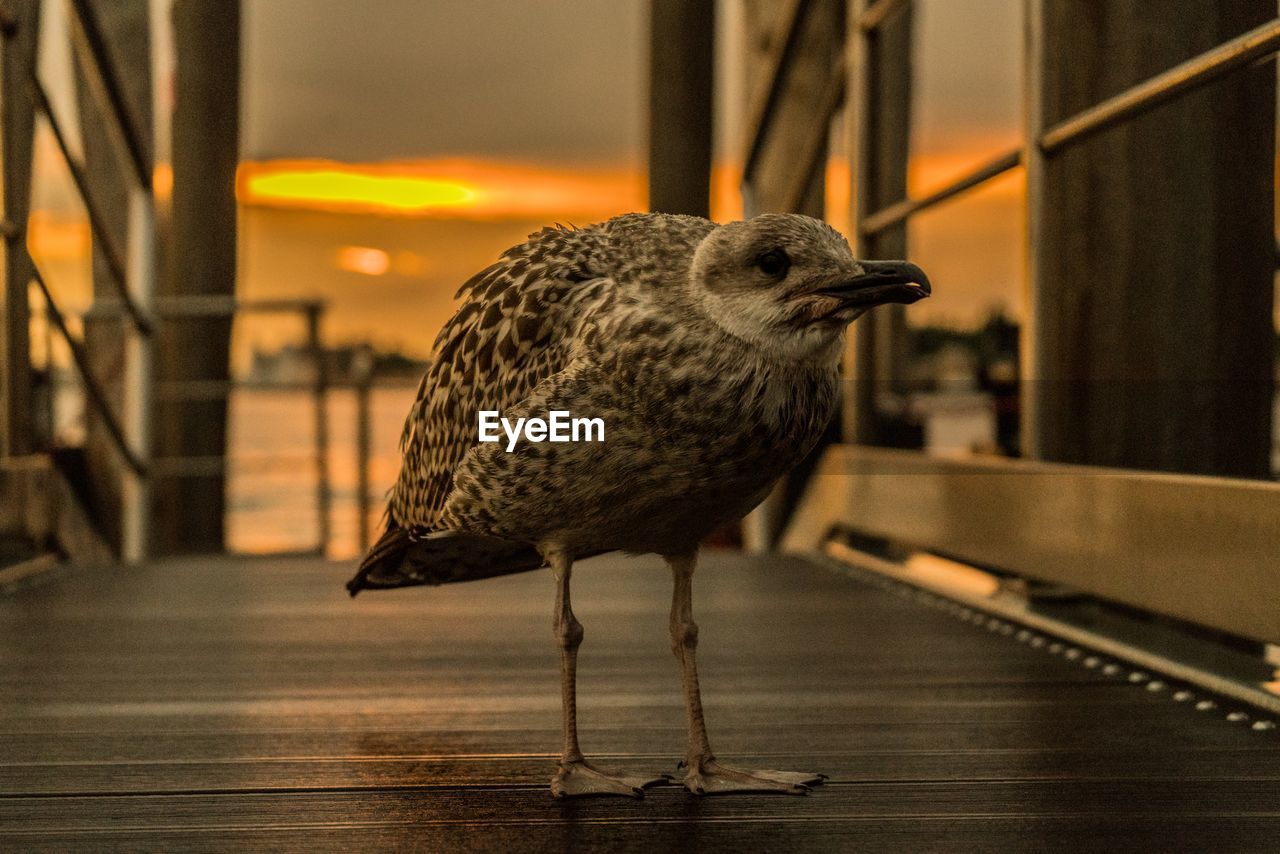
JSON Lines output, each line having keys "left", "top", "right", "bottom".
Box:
{"left": 70, "top": 293, "right": 333, "bottom": 553}
{"left": 784, "top": 444, "right": 1280, "bottom": 645}
{"left": 29, "top": 264, "right": 145, "bottom": 476}
{"left": 1040, "top": 17, "right": 1280, "bottom": 152}
{"left": 860, "top": 147, "right": 1021, "bottom": 235}
{"left": 90, "top": 294, "right": 325, "bottom": 319}
{"left": 155, "top": 376, "right": 417, "bottom": 401}
{"left": 2, "top": 0, "right": 158, "bottom": 560}
{"left": 31, "top": 81, "right": 151, "bottom": 336}
{"left": 854, "top": 17, "right": 1280, "bottom": 234}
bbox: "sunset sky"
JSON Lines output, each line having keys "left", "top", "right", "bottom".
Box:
{"left": 231, "top": 0, "right": 1037, "bottom": 368}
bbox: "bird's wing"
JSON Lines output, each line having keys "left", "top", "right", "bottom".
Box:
{"left": 388, "top": 224, "right": 615, "bottom": 530}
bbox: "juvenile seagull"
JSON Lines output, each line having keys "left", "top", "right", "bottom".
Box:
{"left": 350, "top": 213, "right": 930, "bottom": 798}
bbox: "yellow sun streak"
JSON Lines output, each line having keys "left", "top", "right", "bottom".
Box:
{"left": 237, "top": 159, "right": 645, "bottom": 220}
{"left": 241, "top": 167, "right": 478, "bottom": 214}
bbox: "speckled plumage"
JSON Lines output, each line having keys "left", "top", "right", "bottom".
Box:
{"left": 350, "top": 211, "right": 928, "bottom": 592}
{"left": 390, "top": 213, "right": 712, "bottom": 534}
{"left": 348, "top": 211, "right": 930, "bottom": 799}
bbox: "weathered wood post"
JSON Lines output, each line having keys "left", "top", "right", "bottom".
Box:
{"left": 0, "top": 0, "right": 40, "bottom": 460}
{"left": 648, "top": 0, "right": 713, "bottom": 217}
{"left": 154, "top": 0, "right": 240, "bottom": 553}
{"left": 1032, "top": 0, "right": 1275, "bottom": 477}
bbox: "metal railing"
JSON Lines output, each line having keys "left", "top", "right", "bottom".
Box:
{"left": 3, "top": 0, "right": 157, "bottom": 561}
{"left": 742, "top": 0, "right": 1280, "bottom": 451}
{"left": 87, "top": 295, "right": 385, "bottom": 557}
{"left": 4, "top": 2, "right": 377, "bottom": 560}
{"left": 740, "top": 0, "right": 1280, "bottom": 645}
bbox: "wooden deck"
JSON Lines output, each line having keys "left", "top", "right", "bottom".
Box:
{"left": 1, "top": 551, "right": 1278, "bottom": 851}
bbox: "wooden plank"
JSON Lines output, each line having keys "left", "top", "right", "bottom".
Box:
{"left": 3, "top": 782, "right": 1279, "bottom": 850}
{"left": 1, "top": 552, "right": 1276, "bottom": 847}
{"left": 8, "top": 815, "right": 1280, "bottom": 854}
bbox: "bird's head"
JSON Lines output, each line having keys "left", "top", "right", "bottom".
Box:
{"left": 689, "top": 214, "right": 930, "bottom": 361}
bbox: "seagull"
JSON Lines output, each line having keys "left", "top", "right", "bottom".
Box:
{"left": 349, "top": 212, "right": 930, "bottom": 797}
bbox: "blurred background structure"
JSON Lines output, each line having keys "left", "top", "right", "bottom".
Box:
{"left": 2, "top": 2, "right": 1279, "bottom": 845}
{"left": 0, "top": 0, "right": 1275, "bottom": 604}
{"left": 4, "top": 1, "right": 1277, "bottom": 571}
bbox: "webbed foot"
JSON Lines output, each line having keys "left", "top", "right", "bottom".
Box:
{"left": 551, "top": 760, "right": 667, "bottom": 799}
{"left": 675, "top": 757, "right": 826, "bottom": 795}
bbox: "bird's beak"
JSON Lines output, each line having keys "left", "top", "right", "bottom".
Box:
{"left": 816, "top": 260, "right": 931, "bottom": 308}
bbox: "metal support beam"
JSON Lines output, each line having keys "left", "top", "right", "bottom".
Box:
{"left": 66, "top": 0, "right": 151, "bottom": 188}
{"left": 858, "top": 0, "right": 906, "bottom": 32}
{"left": 29, "top": 264, "right": 144, "bottom": 476}
{"left": 648, "top": 0, "right": 713, "bottom": 217}
{"left": 841, "top": 0, "right": 911, "bottom": 444}
{"left": 306, "top": 305, "right": 331, "bottom": 555}
{"left": 354, "top": 349, "right": 373, "bottom": 555}
{"left": 1020, "top": 0, "right": 1046, "bottom": 460}
{"left": 742, "top": 0, "right": 842, "bottom": 214}
{"left": 73, "top": 0, "right": 154, "bottom": 559}
{"left": 0, "top": 0, "right": 39, "bottom": 459}
{"left": 33, "top": 81, "right": 150, "bottom": 334}
{"left": 783, "top": 64, "right": 845, "bottom": 214}
{"left": 120, "top": 184, "right": 154, "bottom": 563}
{"left": 842, "top": 0, "right": 873, "bottom": 444}
{"left": 154, "top": 0, "right": 240, "bottom": 555}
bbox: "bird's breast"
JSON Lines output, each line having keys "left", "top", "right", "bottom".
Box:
{"left": 447, "top": 326, "right": 841, "bottom": 554}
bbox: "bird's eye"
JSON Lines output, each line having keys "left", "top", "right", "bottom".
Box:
{"left": 755, "top": 249, "right": 790, "bottom": 278}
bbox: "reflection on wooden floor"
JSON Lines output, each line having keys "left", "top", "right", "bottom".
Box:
{"left": 2, "top": 551, "right": 1277, "bottom": 850}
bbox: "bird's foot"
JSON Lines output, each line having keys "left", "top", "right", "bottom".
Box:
{"left": 551, "top": 759, "right": 666, "bottom": 799}
{"left": 675, "top": 756, "right": 826, "bottom": 796}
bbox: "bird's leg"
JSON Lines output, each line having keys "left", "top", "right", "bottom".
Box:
{"left": 667, "top": 551, "right": 825, "bottom": 795}
{"left": 546, "top": 546, "right": 663, "bottom": 799}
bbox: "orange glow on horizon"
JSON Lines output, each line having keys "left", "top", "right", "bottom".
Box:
{"left": 237, "top": 158, "right": 645, "bottom": 221}
{"left": 237, "top": 146, "right": 1027, "bottom": 228}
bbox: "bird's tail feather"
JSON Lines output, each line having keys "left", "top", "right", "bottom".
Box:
{"left": 347, "top": 526, "right": 545, "bottom": 596}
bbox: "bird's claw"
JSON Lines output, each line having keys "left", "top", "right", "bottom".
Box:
{"left": 551, "top": 760, "right": 666, "bottom": 799}
{"left": 676, "top": 757, "right": 825, "bottom": 796}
